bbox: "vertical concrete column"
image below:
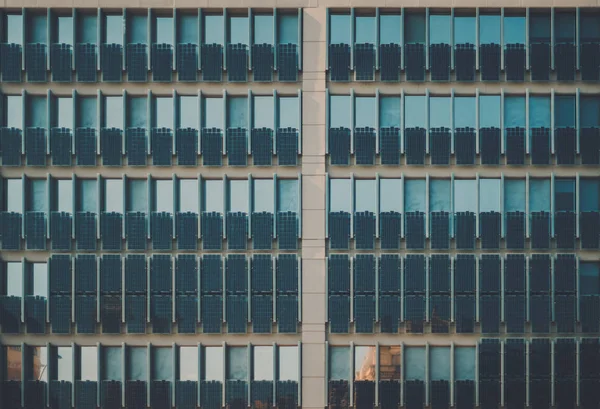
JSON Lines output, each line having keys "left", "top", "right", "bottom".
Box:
{"left": 301, "top": 5, "right": 328, "bottom": 409}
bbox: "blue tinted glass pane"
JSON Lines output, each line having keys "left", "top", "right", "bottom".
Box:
{"left": 7, "top": 14, "right": 23, "bottom": 45}
{"left": 128, "top": 180, "right": 147, "bottom": 212}
{"left": 80, "top": 180, "right": 97, "bottom": 212}
{"left": 7, "top": 262, "right": 22, "bottom": 296}
{"left": 128, "top": 97, "right": 147, "bottom": 128}
{"left": 278, "top": 14, "right": 298, "bottom": 45}
{"left": 156, "top": 17, "right": 173, "bottom": 45}
{"left": 58, "top": 17, "right": 73, "bottom": 45}
{"left": 330, "top": 95, "right": 351, "bottom": 128}
{"left": 504, "top": 96, "right": 526, "bottom": 127}
{"left": 380, "top": 14, "right": 401, "bottom": 44}
{"left": 430, "top": 348, "right": 450, "bottom": 381}
{"left": 330, "top": 347, "right": 350, "bottom": 381}
{"left": 429, "top": 97, "right": 451, "bottom": 128}
{"left": 581, "top": 14, "right": 600, "bottom": 41}
{"left": 355, "top": 97, "right": 376, "bottom": 128}
{"left": 479, "top": 179, "right": 501, "bottom": 212}
{"left": 204, "top": 180, "right": 223, "bottom": 213}
{"left": 179, "top": 180, "right": 198, "bottom": 212}
{"left": 155, "top": 180, "right": 173, "bottom": 213}
{"left": 30, "top": 179, "right": 47, "bottom": 211}
{"left": 105, "top": 179, "right": 123, "bottom": 213}
{"left": 479, "top": 15, "right": 500, "bottom": 44}
{"left": 479, "top": 95, "right": 501, "bottom": 128}
{"left": 205, "top": 15, "right": 224, "bottom": 45}
{"left": 580, "top": 180, "right": 599, "bottom": 212}
{"left": 106, "top": 96, "right": 124, "bottom": 129}
{"left": 580, "top": 263, "right": 600, "bottom": 295}
{"left": 7, "top": 179, "right": 23, "bottom": 212}
{"left": 28, "top": 96, "right": 47, "bottom": 127}
{"left": 404, "top": 179, "right": 425, "bottom": 212}
{"left": 404, "top": 96, "right": 426, "bottom": 128}
{"left": 228, "top": 180, "right": 248, "bottom": 213}
{"left": 454, "top": 16, "right": 475, "bottom": 44}
{"left": 405, "top": 13, "right": 425, "bottom": 44}
{"left": 430, "top": 15, "right": 451, "bottom": 45}
{"left": 455, "top": 348, "right": 475, "bottom": 381}
{"left": 179, "top": 96, "right": 198, "bottom": 128}
{"left": 78, "top": 97, "right": 97, "bottom": 128}
{"left": 555, "top": 12, "right": 576, "bottom": 42}
{"left": 529, "top": 179, "right": 550, "bottom": 212}
{"left": 179, "top": 347, "right": 198, "bottom": 381}
{"left": 78, "top": 15, "right": 97, "bottom": 44}
{"left": 278, "top": 97, "right": 299, "bottom": 129}
{"left": 581, "top": 97, "right": 600, "bottom": 127}
{"left": 31, "top": 14, "right": 47, "bottom": 43}
{"left": 355, "top": 180, "right": 376, "bottom": 212}
{"left": 128, "top": 348, "right": 147, "bottom": 381}
{"left": 529, "top": 96, "right": 551, "bottom": 127}
{"left": 504, "top": 180, "right": 526, "bottom": 212}
{"left": 380, "top": 178, "right": 402, "bottom": 212}
{"left": 104, "top": 347, "right": 122, "bottom": 380}
{"left": 227, "top": 97, "right": 248, "bottom": 128}
{"left": 205, "top": 347, "right": 223, "bottom": 381}
{"left": 504, "top": 16, "right": 526, "bottom": 45}
{"left": 204, "top": 98, "right": 223, "bottom": 129}
{"left": 454, "top": 96, "right": 476, "bottom": 128}
{"left": 152, "top": 348, "right": 172, "bottom": 381}
{"left": 128, "top": 15, "right": 147, "bottom": 44}
{"left": 253, "top": 179, "right": 274, "bottom": 213}
{"left": 156, "top": 97, "right": 173, "bottom": 128}
{"left": 330, "top": 179, "right": 351, "bottom": 212}
{"left": 106, "top": 15, "right": 123, "bottom": 45}
{"left": 178, "top": 15, "right": 198, "bottom": 44}
{"left": 530, "top": 15, "right": 550, "bottom": 41}
{"left": 33, "top": 263, "right": 47, "bottom": 297}
{"left": 229, "top": 16, "right": 249, "bottom": 45}
{"left": 278, "top": 179, "right": 298, "bottom": 212}
{"left": 330, "top": 14, "right": 351, "bottom": 45}
{"left": 7, "top": 95, "right": 23, "bottom": 128}
{"left": 379, "top": 97, "right": 400, "bottom": 127}
{"left": 454, "top": 180, "right": 476, "bottom": 212}
{"left": 555, "top": 96, "right": 575, "bottom": 127}
{"left": 405, "top": 347, "right": 425, "bottom": 380}
{"left": 254, "top": 15, "right": 273, "bottom": 45}
{"left": 254, "top": 96, "right": 274, "bottom": 129}
{"left": 227, "top": 347, "right": 247, "bottom": 380}
{"left": 430, "top": 180, "right": 451, "bottom": 212}
{"left": 355, "top": 16, "right": 376, "bottom": 44}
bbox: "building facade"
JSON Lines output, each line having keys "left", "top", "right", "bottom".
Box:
{"left": 0, "top": 2, "right": 599, "bottom": 409}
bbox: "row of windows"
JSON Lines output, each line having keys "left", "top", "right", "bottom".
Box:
{"left": 327, "top": 91, "right": 600, "bottom": 166}
{"left": 328, "top": 8, "right": 600, "bottom": 82}
{"left": 1, "top": 344, "right": 299, "bottom": 409}
{"left": 0, "top": 92, "right": 301, "bottom": 167}
{"left": 0, "top": 254, "right": 299, "bottom": 335}
{"left": 0, "top": 177, "right": 300, "bottom": 251}
{"left": 328, "top": 340, "right": 590, "bottom": 409}
{"left": 327, "top": 253, "right": 600, "bottom": 334}
{"left": 327, "top": 177, "right": 600, "bottom": 250}
{"left": 0, "top": 8, "right": 301, "bottom": 83}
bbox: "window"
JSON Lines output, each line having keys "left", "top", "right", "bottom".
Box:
{"left": 430, "top": 347, "right": 450, "bottom": 380}
{"left": 154, "top": 180, "right": 173, "bottom": 213}
{"left": 204, "top": 180, "right": 224, "bottom": 213}
{"left": 155, "top": 97, "right": 173, "bottom": 128}
{"left": 6, "top": 14, "right": 23, "bottom": 45}
{"left": 155, "top": 16, "right": 174, "bottom": 45}
{"left": 355, "top": 15, "right": 376, "bottom": 44}
{"left": 580, "top": 263, "right": 600, "bottom": 296}
{"left": 404, "top": 96, "right": 426, "bottom": 128}
{"left": 31, "top": 262, "right": 48, "bottom": 298}
{"left": 480, "top": 179, "right": 501, "bottom": 213}
{"left": 555, "top": 179, "right": 575, "bottom": 212}
{"left": 454, "top": 347, "right": 475, "bottom": 380}
{"left": 27, "top": 96, "right": 47, "bottom": 127}
{"left": 380, "top": 96, "right": 401, "bottom": 127}
{"left": 179, "top": 96, "right": 198, "bottom": 129}
{"left": 127, "top": 347, "right": 147, "bottom": 381}
{"left": 379, "top": 13, "right": 401, "bottom": 45}
{"left": 81, "top": 347, "right": 98, "bottom": 381}
{"left": 57, "top": 97, "right": 73, "bottom": 128}
{"left": 278, "top": 14, "right": 298, "bottom": 45}
{"left": 581, "top": 180, "right": 600, "bottom": 212}
{"left": 227, "top": 96, "right": 248, "bottom": 128}
{"left": 278, "top": 96, "right": 299, "bottom": 129}
{"left": 204, "top": 14, "right": 224, "bottom": 45}
{"left": 581, "top": 96, "right": 600, "bottom": 128}
{"left": 530, "top": 13, "right": 551, "bottom": 43}
{"left": 330, "top": 95, "right": 351, "bottom": 128}
{"left": 254, "top": 15, "right": 273, "bottom": 45}
{"left": 77, "top": 179, "right": 97, "bottom": 212}
{"left": 479, "top": 14, "right": 500, "bottom": 44}
{"left": 430, "top": 180, "right": 451, "bottom": 212}
{"left": 29, "top": 13, "right": 47, "bottom": 44}
{"left": 329, "top": 347, "right": 350, "bottom": 380}
{"left": 253, "top": 346, "right": 273, "bottom": 381}
{"left": 330, "top": 179, "right": 352, "bottom": 213}
{"left": 278, "top": 346, "right": 299, "bottom": 381}
{"left": 404, "top": 179, "right": 426, "bottom": 212}
{"left": 179, "top": 179, "right": 198, "bottom": 213}
{"left": 330, "top": 14, "right": 351, "bottom": 45}
{"left": 28, "top": 179, "right": 47, "bottom": 212}
{"left": 127, "top": 179, "right": 147, "bottom": 213}
{"left": 179, "top": 347, "right": 198, "bottom": 381}
{"left": 254, "top": 96, "right": 274, "bottom": 129}
{"left": 430, "top": 14, "right": 451, "bottom": 45}
{"left": 77, "top": 13, "right": 97, "bottom": 44}
{"left": 127, "top": 14, "right": 147, "bottom": 44}
{"left": 429, "top": 96, "right": 451, "bottom": 128}
{"left": 404, "top": 347, "right": 425, "bottom": 380}
{"left": 204, "top": 97, "right": 224, "bottom": 129}
{"left": 479, "top": 95, "right": 501, "bottom": 128}
{"left": 127, "top": 96, "right": 147, "bottom": 128}
{"left": 58, "top": 16, "right": 73, "bottom": 45}
{"left": 178, "top": 13, "right": 198, "bottom": 45}
{"left": 354, "top": 346, "right": 376, "bottom": 381}
{"left": 454, "top": 96, "right": 475, "bottom": 128}
{"left": 254, "top": 179, "right": 274, "bottom": 213}
{"left": 105, "top": 96, "right": 124, "bottom": 129}
{"left": 6, "top": 179, "right": 23, "bottom": 212}
{"left": 31, "top": 346, "right": 48, "bottom": 382}
{"left": 529, "top": 96, "right": 551, "bottom": 127}
{"left": 355, "top": 180, "right": 376, "bottom": 213}
{"left": 555, "top": 12, "right": 576, "bottom": 43}
{"left": 405, "top": 13, "right": 425, "bottom": 44}
{"left": 6, "top": 95, "right": 23, "bottom": 128}
{"left": 379, "top": 346, "right": 401, "bottom": 380}
{"left": 454, "top": 15, "right": 475, "bottom": 45}
{"left": 278, "top": 179, "right": 298, "bottom": 213}
{"left": 555, "top": 95, "right": 576, "bottom": 128}
{"left": 105, "top": 15, "right": 123, "bottom": 45}
{"left": 6, "top": 262, "right": 22, "bottom": 297}
{"left": 379, "top": 179, "right": 402, "bottom": 213}
{"left": 152, "top": 348, "right": 172, "bottom": 381}
{"left": 228, "top": 15, "right": 249, "bottom": 45}
{"left": 57, "top": 180, "right": 73, "bottom": 213}
{"left": 103, "top": 347, "right": 122, "bottom": 381}
{"left": 355, "top": 97, "right": 376, "bottom": 128}
{"left": 77, "top": 97, "right": 97, "bottom": 128}
{"left": 529, "top": 179, "right": 551, "bottom": 213}
{"left": 105, "top": 179, "right": 124, "bottom": 213}
{"left": 454, "top": 180, "right": 477, "bottom": 213}
{"left": 204, "top": 346, "right": 223, "bottom": 381}
{"left": 228, "top": 180, "right": 249, "bottom": 213}
{"left": 227, "top": 347, "right": 247, "bottom": 380}
{"left": 57, "top": 347, "right": 73, "bottom": 382}
{"left": 504, "top": 180, "right": 526, "bottom": 212}
{"left": 504, "top": 15, "right": 526, "bottom": 45}
{"left": 504, "top": 96, "right": 525, "bottom": 128}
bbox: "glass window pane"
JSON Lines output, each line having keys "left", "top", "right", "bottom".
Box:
{"left": 529, "top": 179, "right": 551, "bottom": 212}
{"left": 79, "top": 180, "right": 97, "bottom": 213}
{"left": 330, "top": 179, "right": 351, "bottom": 212}
{"left": 27, "top": 96, "right": 46, "bottom": 127}
{"left": 78, "top": 97, "right": 97, "bottom": 128}
{"left": 330, "top": 95, "right": 351, "bottom": 128}
{"left": 454, "top": 180, "right": 477, "bottom": 212}
{"left": 379, "top": 346, "right": 401, "bottom": 380}
{"left": 479, "top": 15, "right": 500, "bottom": 44}
{"left": 330, "top": 14, "right": 351, "bottom": 45}
{"left": 179, "top": 180, "right": 198, "bottom": 213}
{"left": 581, "top": 14, "right": 600, "bottom": 42}
{"left": 127, "top": 180, "right": 147, "bottom": 213}
{"left": 379, "top": 96, "right": 400, "bottom": 128}
{"left": 504, "top": 180, "right": 526, "bottom": 212}
{"left": 253, "top": 347, "right": 273, "bottom": 381}
{"left": 105, "top": 15, "right": 123, "bottom": 45}
{"left": 529, "top": 96, "right": 551, "bottom": 127}
{"left": 581, "top": 180, "right": 600, "bottom": 212}
{"left": 454, "top": 16, "right": 475, "bottom": 45}
{"left": 105, "top": 96, "right": 124, "bottom": 129}
{"left": 278, "top": 97, "right": 299, "bottom": 129}
{"left": 555, "top": 179, "right": 575, "bottom": 212}
{"left": 6, "top": 346, "right": 22, "bottom": 380}
{"left": 580, "top": 97, "right": 600, "bottom": 128}
{"left": 355, "top": 16, "right": 375, "bottom": 44}
{"left": 379, "top": 14, "right": 401, "bottom": 44}
{"left": 178, "top": 14, "right": 198, "bottom": 44}
{"left": 57, "top": 97, "right": 73, "bottom": 128}
{"left": 179, "top": 96, "right": 198, "bottom": 129}
{"left": 7, "top": 179, "right": 23, "bottom": 212}
{"left": 58, "top": 180, "right": 73, "bottom": 213}
{"left": 33, "top": 263, "right": 47, "bottom": 297}
{"left": 430, "top": 15, "right": 451, "bottom": 45}
{"left": 277, "top": 179, "right": 298, "bottom": 213}
{"left": 454, "top": 96, "right": 475, "bottom": 128}
{"left": 81, "top": 347, "right": 98, "bottom": 381}
{"left": 355, "top": 180, "right": 376, "bottom": 212}
{"left": 205, "top": 15, "right": 224, "bottom": 45}
{"left": 555, "top": 95, "right": 576, "bottom": 127}
{"left": 404, "top": 347, "right": 425, "bottom": 380}
{"left": 354, "top": 346, "right": 376, "bottom": 381}
{"left": 355, "top": 97, "right": 376, "bottom": 128}
{"left": 57, "top": 347, "right": 73, "bottom": 382}
{"left": 227, "top": 97, "right": 248, "bottom": 128}
{"left": 229, "top": 16, "right": 249, "bottom": 45}
{"left": 504, "top": 16, "right": 526, "bottom": 45}
{"left": 58, "top": 16, "right": 73, "bottom": 45}
{"left": 128, "top": 15, "right": 147, "bottom": 44}
{"left": 504, "top": 96, "right": 526, "bottom": 128}
{"left": 254, "top": 180, "right": 274, "bottom": 213}
{"left": 278, "top": 14, "right": 298, "bottom": 45}
{"left": 179, "top": 347, "right": 198, "bottom": 381}
{"left": 152, "top": 348, "right": 172, "bottom": 381}
{"left": 404, "top": 179, "right": 425, "bottom": 212}
{"left": 405, "top": 96, "right": 426, "bottom": 128}
{"left": 580, "top": 262, "right": 600, "bottom": 295}
{"left": 103, "top": 347, "right": 122, "bottom": 381}
{"left": 380, "top": 179, "right": 402, "bottom": 213}
{"left": 127, "top": 347, "right": 147, "bottom": 381}
{"left": 6, "top": 95, "right": 23, "bottom": 129}
{"left": 205, "top": 347, "right": 223, "bottom": 381}
{"left": 430, "top": 347, "right": 450, "bottom": 380}
{"left": 29, "top": 180, "right": 47, "bottom": 211}
{"left": 278, "top": 346, "right": 298, "bottom": 381}
{"left": 30, "top": 14, "right": 47, "bottom": 43}
{"left": 127, "top": 97, "right": 147, "bottom": 128}
{"left": 405, "top": 13, "right": 425, "bottom": 44}
{"left": 329, "top": 347, "right": 350, "bottom": 380}
{"left": 480, "top": 179, "right": 501, "bottom": 212}
{"left": 7, "top": 14, "right": 23, "bottom": 45}
{"left": 204, "top": 180, "right": 223, "bottom": 213}
{"left": 155, "top": 97, "right": 173, "bottom": 128}
{"left": 254, "top": 96, "right": 274, "bottom": 129}
{"left": 105, "top": 179, "right": 124, "bottom": 213}
{"left": 6, "top": 262, "right": 22, "bottom": 297}
{"left": 429, "top": 97, "right": 451, "bottom": 128}
{"left": 227, "top": 347, "right": 247, "bottom": 380}
{"left": 479, "top": 95, "right": 501, "bottom": 127}
{"left": 156, "top": 17, "right": 173, "bottom": 45}
{"left": 555, "top": 12, "right": 576, "bottom": 43}
{"left": 32, "top": 347, "right": 48, "bottom": 382}
{"left": 228, "top": 180, "right": 248, "bottom": 213}
{"left": 155, "top": 180, "right": 173, "bottom": 213}
{"left": 455, "top": 347, "right": 475, "bottom": 380}
{"left": 254, "top": 15, "right": 273, "bottom": 45}
{"left": 204, "top": 97, "right": 223, "bottom": 129}
{"left": 530, "top": 14, "right": 551, "bottom": 42}
{"left": 430, "top": 180, "right": 451, "bottom": 212}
